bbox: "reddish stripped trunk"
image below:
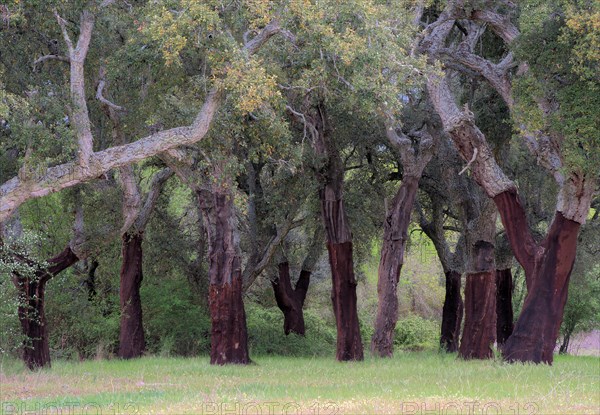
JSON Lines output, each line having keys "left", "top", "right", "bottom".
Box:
{"left": 272, "top": 262, "right": 310, "bottom": 335}
{"left": 459, "top": 241, "right": 497, "bottom": 359}
{"left": 13, "top": 247, "right": 79, "bottom": 369}
{"left": 495, "top": 268, "right": 514, "bottom": 346}
{"left": 202, "top": 192, "right": 249, "bottom": 365}
{"left": 315, "top": 110, "right": 363, "bottom": 361}
{"left": 496, "top": 191, "right": 580, "bottom": 363}
{"left": 118, "top": 232, "right": 145, "bottom": 359}
{"left": 440, "top": 271, "right": 463, "bottom": 352}
{"left": 327, "top": 241, "right": 363, "bottom": 361}
{"left": 371, "top": 176, "right": 419, "bottom": 357}
{"left": 459, "top": 272, "right": 496, "bottom": 359}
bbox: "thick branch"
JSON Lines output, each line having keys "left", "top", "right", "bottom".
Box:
{"left": 56, "top": 10, "right": 95, "bottom": 169}
{"left": 470, "top": 9, "right": 519, "bottom": 44}
{"left": 439, "top": 46, "right": 513, "bottom": 108}
{"left": 426, "top": 74, "right": 514, "bottom": 198}
{"left": 118, "top": 165, "right": 142, "bottom": 235}
{"left": 0, "top": 19, "right": 284, "bottom": 223}
{"left": 134, "top": 168, "right": 173, "bottom": 231}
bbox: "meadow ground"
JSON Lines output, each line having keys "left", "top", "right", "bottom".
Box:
{"left": 1, "top": 352, "right": 599, "bottom": 415}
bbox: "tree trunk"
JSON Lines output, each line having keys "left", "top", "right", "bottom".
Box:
{"left": 459, "top": 241, "right": 497, "bottom": 359}
{"left": 313, "top": 103, "right": 363, "bottom": 362}
{"left": 559, "top": 331, "right": 571, "bottom": 355}
{"left": 18, "top": 278, "right": 50, "bottom": 370}
{"left": 327, "top": 240, "right": 363, "bottom": 361}
{"left": 495, "top": 268, "right": 514, "bottom": 346}
{"left": 440, "top": 271, "right": 464, "bottom": 352}
{"left": 371, "top": 176, "right": 419, "bottom": 357}
{"left": 13, "top": 246, "right": 79, "bottom": 369}
{"left": 118, "top": 232, "right": 145, "bottom": 359}
{"left": 496, "top": 191, "right": 580, "bottom": 363}
{"left": 272, "top": 262, "right": 310, "bottom": 335}
{"left": 200, "top": 191, "right": 249, "bottom": 365}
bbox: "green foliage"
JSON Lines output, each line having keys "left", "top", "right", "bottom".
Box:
{"left": 0, "top": 278, "right": 23, "bottom": 356}
{"left": 246, "top": 304, "right": 336, "bottom": 356}
{"left": 46, "top": 269, "right": 120, "bottom": 360}
{"left": 513, "top": 0, "right": 600, "bottom": 175}
{"left": 561, "top": 265, "right": 600, "bottom": 348}
{"left": 142, "top": 277, "right": 211, "bottom": 357}
{"left": 394, "top": 314, "right": 439, "bottom": 351}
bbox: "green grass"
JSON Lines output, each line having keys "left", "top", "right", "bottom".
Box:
{"left": 1, "top": 353, "right": 598, "bottom": 414}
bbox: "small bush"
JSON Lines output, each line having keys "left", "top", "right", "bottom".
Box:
{"left": 394, "top": 314, "right": 439, "bottom": 351}
{"left": 246, "top": 303, "right": 336, "bottom": 357}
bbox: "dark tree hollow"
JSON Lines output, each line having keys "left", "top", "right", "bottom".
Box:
{"left": 495, "top": 268, "right": 514, "bottom": 346}
{"left": 440, "top": 270, "right": 464, "bottom": 353}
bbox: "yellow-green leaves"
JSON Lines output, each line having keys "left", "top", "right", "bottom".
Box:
{"left": 563, "top": 4, "right": 600, "bottom": 81}
{"left": 144, "top": 0, "right": 221, "bottom": 66}
{"left": 224, "top": 56, "right": 281, "bottom": 115}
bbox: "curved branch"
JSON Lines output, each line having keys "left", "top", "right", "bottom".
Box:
{"left": 33, "top": 55, "right": 70, "bottom": 71}
{"left": 0, "top": 19, "right": 286, "bottom": 222}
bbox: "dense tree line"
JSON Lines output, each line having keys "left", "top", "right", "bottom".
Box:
{"left": 0, "top": 0, "right": 598, "bottom": 369}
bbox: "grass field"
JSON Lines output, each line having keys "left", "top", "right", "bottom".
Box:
{"left": 1, "top": 352, "right": 598, "bottom": 415}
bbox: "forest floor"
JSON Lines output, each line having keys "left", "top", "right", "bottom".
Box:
{"left": 1, "top": 352, "right": 598, "bottom": 415}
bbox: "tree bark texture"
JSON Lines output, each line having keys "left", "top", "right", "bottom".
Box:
{"left": 199, "top": 190, "right": 249, "bottom": 365}
{"left": 371, "top": 176, "right": 419, "bottom": 357}
{"left": 313, "top": 104, "right": 363, "bottom": 362}
{"left": 272, "top": 262, "right": 310, "bottom": 335}
{"left": 327, "top": 240, "right": 364, "bottom": 361}
{"left": 495, "top": 268, "right": 514, "bottom": 346}
{"left": 440, "top": 271, "right": 464, "bottom": 352}
{"left": 459, "top": 272, "right": 496, "bottom": 359}
{"left": 13, "top": 246, "right": 79, "bottom": 369}
{"left": 423, "top": 4, "right": 595, "bottom": 364}
{"left": 459, "top": 241, "right": 497, "bottom": 359}
{"left": 118, "top": 232, "right": 145, "bottom": 359}
{"left": 496, "top": 192, "right": 580, "bottom": 363}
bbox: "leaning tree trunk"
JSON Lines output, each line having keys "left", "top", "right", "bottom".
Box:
{"left": 371, "top": 176, "right": 419, "bottom": 357}
{"left": 200, "top": 190, "right": 249, "bottom": 365}
{"left": 13, "top": 246, "right": 79, "bottom": 369}
{"left": 495, "top": 268, "right": 514, "bottom": 346}
{"left": 496, "top": 192, "right": 580, "bottom": 363}
{"left": 440, "top": 270, "right": 464, "bottom": 352}
{"left": 272, "top": 262, "right": 310, "bottom": 335}
{"left": 118, "top": 232, "right": 145, "bottom": 359}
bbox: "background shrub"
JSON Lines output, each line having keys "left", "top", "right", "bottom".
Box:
{"left": 246, "top": 304, "right": 336, "bottom": 357}
{"left": 394, "top": 314, "right": 439, "bottom": 351}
